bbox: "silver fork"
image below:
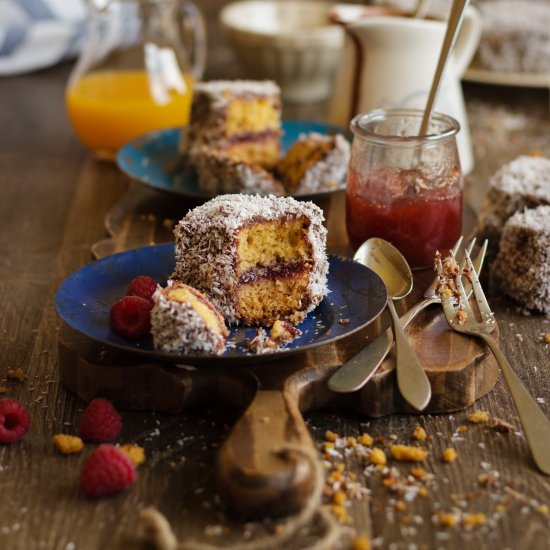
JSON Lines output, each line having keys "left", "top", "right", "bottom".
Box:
{"left": 439, "top": 251, "right": 550, "bottom": 475}
{"left": 328, "top": 237, "right": 487, "bottom": 394}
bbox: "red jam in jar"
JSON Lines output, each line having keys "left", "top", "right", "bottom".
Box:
{"left": 346, "top": 166, "right": 463, "bottom": 268}
{"left": 346, "top": 109, "right": 464, "bottom": 269}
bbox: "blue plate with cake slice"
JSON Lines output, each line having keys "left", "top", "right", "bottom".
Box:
{"left": 116, "top": 120, "right": 350, "bottom": 201}
{"left": 55, "top": 243, "right": 387, "bottom": 366}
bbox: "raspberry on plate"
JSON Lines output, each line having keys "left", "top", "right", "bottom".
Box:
{"left": 80, "top": 444, "right": 136, "bottom": 498}
{"left": 126, "top": 275, "right": 157, "bottom": 304}
{"left": 0, "top": 398, "right": 30, "bottom": 444}
{"left": 110, "top": 295, "right": 152, "bottom": 339}
{"left": 79, "top": 398, "right": 122, "bottom": 443}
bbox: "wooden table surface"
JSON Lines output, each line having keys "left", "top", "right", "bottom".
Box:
{"left": 2, "top": 2, "right": 550, "bottom": 549}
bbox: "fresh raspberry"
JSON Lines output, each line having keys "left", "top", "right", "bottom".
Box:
{"left": 126, "top": 275, "right": 157, "bottom": 304}
{"left": 0, "top": 398, "right": 30, "bottom": 444}
{"left": 79, "top": 398, "right": 122, "bottom": 443}
{"left": 80, "top": 444, "right": 136, "bottom": 498}
{"left": 110, "top": 295, "right": 152, "bottom": 339}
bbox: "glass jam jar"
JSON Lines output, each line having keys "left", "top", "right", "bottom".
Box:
{"left": 346, "top": 109, "right": 463, "bottom": 269}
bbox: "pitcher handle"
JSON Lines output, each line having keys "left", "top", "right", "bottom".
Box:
{"left": 452, "top": 4, "right": 482, "bottom": 76}
{"left": 181, "top": 1, "right": 207, "bottom": 80}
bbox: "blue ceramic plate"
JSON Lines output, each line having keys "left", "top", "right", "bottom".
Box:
{"left": 55, "top": 244, "right": 387, "bottom": 365}
{"left": 116, "top": 120, "right": 348, "bottom": 201}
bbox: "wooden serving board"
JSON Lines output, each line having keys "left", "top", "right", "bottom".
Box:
{"left": 58, "top": 293, "right": 499, "bottom": 519}
{"left": 59, "top": 182, "right": 498, "bottom": 518}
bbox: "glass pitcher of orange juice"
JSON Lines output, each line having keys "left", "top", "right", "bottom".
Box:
{"left": 66, "top": 0, "right": 206, "bottom": 160}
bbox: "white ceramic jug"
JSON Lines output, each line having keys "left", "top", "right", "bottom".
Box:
{"left": 329, "top": 5, "right": 481, "bottom": 174}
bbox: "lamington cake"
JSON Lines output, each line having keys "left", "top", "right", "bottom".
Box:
{"left": 476, "top": 1, "right": 550, "bottom": 74}
{"left": 478, "top": 155, "right": 550, "bottom": 247}
{"left": 193, "top": 147, "right": 284, "bottom": 196}
{"left": 276, "top": 133, "right": 350, "bottom": 194}
{"left": 151, "top": 280, "right": 228, "bottom": 355}
{"left": 493, "top": 205, "right": 550, "bottom": 314}
{"left": 172, "top": 194, "right": 329, "bottom": 326}
{"left": 182, "top": 80, "right": 282, "bottom": 169}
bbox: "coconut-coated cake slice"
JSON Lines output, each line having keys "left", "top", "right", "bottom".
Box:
{"left": 151, "top": 280, "right": 228, "bottom": 355}
{"left": 172, "top": 194, "right": 329, "bottom": 326}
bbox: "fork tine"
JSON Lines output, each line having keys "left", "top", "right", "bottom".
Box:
{"left": 440, "top": 292, "right": 458, "bottom": 323}
{"left": 451, "top": 235, "right": 464, "bottom": 256}
{"left": 472, "top": 239, "right": 488, "bottom": 278}
{"left": 455, "top": 272, "right": 475, "bottom": 319}
{"left": 465, "top": 250, "right": 495, "bottom": 324}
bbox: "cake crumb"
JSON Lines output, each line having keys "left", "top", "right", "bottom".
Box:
{"left": 462, "top": 512, "right": 487, "bottom": 528}
{"left": 467, "top": 410, "right": 490, "bottom": 423}
{"left": 325, "top": 430, "right": 338, "bottom": 442}
{"left": 53, "top": 434, "right": 84, "bottom": 454}
{"left": 369, "top": 448, "right": 387, "bottom": 466}
{"left": 338, "top": 318, "right": 350, "bottom": 325}
{"left": 358, "top": 433, "right": 374, "bottom": 446}
{"left": 412, "top": 426, "right": 427, "bottom": 441}
{"left": 438, "top": 512, "right": 458, "bottom": 528}
{"left": 390, "top": 445, "right": 428, "bottom": 462}
{"left": 119, "top": 444, "right": 146, "bottom": 466}
{"left": 6, "top": 369, "right": 26, "bottom": 382}
{"left": 0, "top": 386, "right": 7, "bottom": 394}
{"left": 442, "top": 448, "right": 458, "bottom": 463}
{"left": 353, "top": 535, "right": 371, "bottom": 550}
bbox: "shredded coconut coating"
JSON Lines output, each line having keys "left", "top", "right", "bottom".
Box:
{"left": 493, "top": 205, "right": 550, "bottom": 314}
{"left": 151, "top": 281, "right": 228, "bottom": 354}
{"left": 477, "top": 1, "right": 550, "bottom": 73}
{"left": 172, "top": 194, "right": 329, "bottom": 325}
{"left": 193, "top": 148, "right": 284, "bottom": 196}
{"left": 193, "top": 80, "right": 281, "bottom": 105}
{"left": 478, "top": 155, "right": 550, "bottom": 243}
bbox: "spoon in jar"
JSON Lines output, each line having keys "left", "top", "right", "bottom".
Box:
{"left": 419, "top": 0, "right": 470, "bottom": 137}
{"left": 355, "top": 238, "right": 432, "bottom": 411}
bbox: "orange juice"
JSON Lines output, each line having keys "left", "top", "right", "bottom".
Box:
{"left": 66, "top": 70, "right": 193, "bottom": 160}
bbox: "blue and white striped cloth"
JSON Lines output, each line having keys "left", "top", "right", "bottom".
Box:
{"left": 0, "top": 0, "right": 88, "bottom": 76}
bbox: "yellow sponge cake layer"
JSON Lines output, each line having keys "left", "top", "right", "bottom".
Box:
{"left": 224, "top": 140, "right": 280, "bottom": 169}
{"left": 225, "top": 98, "right": 280, "bottom": 137}
{"left": 236, "top": 270, "right": 311, "bottom": 326}
{"left": 236, "top": 218, "right": 310, "bottom": 273}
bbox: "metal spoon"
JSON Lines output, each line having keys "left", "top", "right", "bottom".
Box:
{"left": 418, "top": 0, "right": 470, "bottom": 136}
{"left": 354, "top": 238, "right": 432, "bottom": 411}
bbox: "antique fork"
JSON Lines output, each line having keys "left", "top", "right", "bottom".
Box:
{"left": 439, "top": 251, "right": 550, "bottom": 475}
{"left": 328, "top": 237, "right": 487, "bottom": 393}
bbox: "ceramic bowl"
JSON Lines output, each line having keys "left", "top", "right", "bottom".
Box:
{"left": 220, "top": 0, "right": 344, "bottom": 103}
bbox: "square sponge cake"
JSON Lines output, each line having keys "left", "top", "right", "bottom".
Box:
{"left": 181, "top": 80, "right": 282, "bottom": 169}
{"left": 172, "top": 194, "right": 329, "bottom": 326}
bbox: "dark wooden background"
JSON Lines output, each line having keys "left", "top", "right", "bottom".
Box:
{"left": 1, "top": 1, "right": 550, "bottom": 548}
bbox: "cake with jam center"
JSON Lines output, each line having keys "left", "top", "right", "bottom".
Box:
{"left": 172, "top": 194, "right": 329, "bottom": 326}
{"left": 181, "top": 80, "right": 282, "bottom": 169}
{"left": 151, "top": 280, "right": 228, "bottom": 355}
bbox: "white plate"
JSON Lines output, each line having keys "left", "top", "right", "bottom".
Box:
{"left": 463, "top": 64, "right": 550, "bottom": 89}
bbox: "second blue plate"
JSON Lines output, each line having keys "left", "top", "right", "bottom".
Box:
{"left": 116, "top": 120, "right": 348, "bottom": 201}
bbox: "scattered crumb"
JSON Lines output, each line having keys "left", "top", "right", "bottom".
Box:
{"left": 369, "top": 448, "right": 387, "bottom": 466}
{"left": 462, "top": 512, "right": 487, "bottom": 528}
{"left": 53, "top": 434, "right": 84, "bottom": 455}
{"left": 412, "top": 426, "right": 427, "bottom": 441}
{"left": 353, "top": 535, "right": 371, "bottom": 550}
{"left": 438, "top": 512, "right": 458, "bottom": 528}
{"left": 0, "top": 386, "right": 7, "bottom": 394}
{"left": 6, "top": 369, "right": 26, "bottom": 382}
{"left": 489, "top": 418, "right": 515, "bottom": 432}
{"left": 442, "top": 448, "right": 458, "bottom": 463}
{"left": 119, "top": 444, "right": 146, "bottom": 466}
{"left": 325, "top": 430, "right": 338, "bottom": 442}
{"left": 467, "top": 410, "right": 490, "bottom": 424}
{"left": 390, "top": 445, "right": 428, "bottom": 462}
{"left": 358, "top": 433, "right": 374, "bottom": 446}
{"left": 338, "top": 318, "right": 350, "bottom": 325}
{"left": 544, "top": 333, "right": 550, "bottom": 344}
